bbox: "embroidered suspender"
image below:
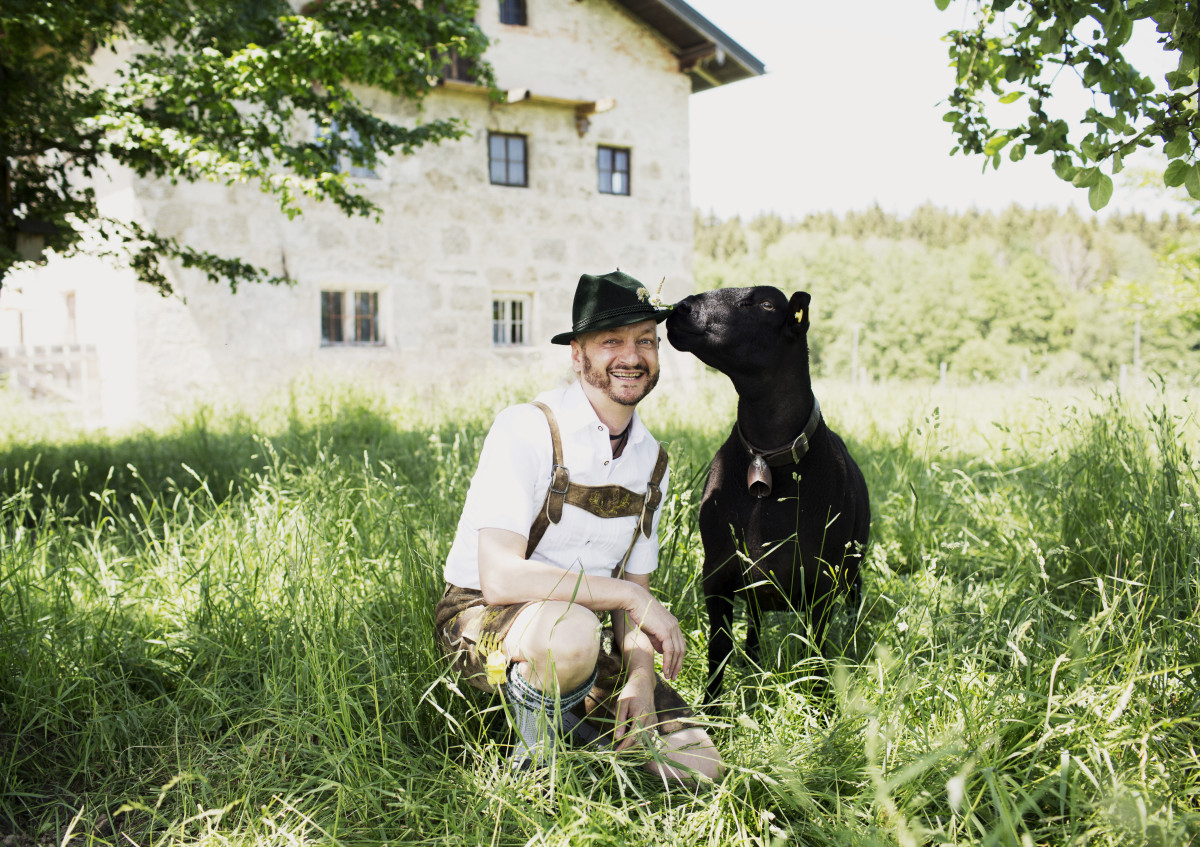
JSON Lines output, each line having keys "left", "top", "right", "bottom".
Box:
{"left": 524, "top": 401, "right": 668, "bottom": 576}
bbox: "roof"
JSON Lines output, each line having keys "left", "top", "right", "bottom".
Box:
{"left": 610, "top": 0, "right": 766, "bottom": 92}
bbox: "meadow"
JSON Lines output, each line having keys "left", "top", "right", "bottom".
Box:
{"left": 1, "top": 375, "right": 1198, "bottom": 846}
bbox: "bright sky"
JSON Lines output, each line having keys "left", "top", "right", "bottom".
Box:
{"left": 685, "top": 0, "right": 1191, "bottom": 221}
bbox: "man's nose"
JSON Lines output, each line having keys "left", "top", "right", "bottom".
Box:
{"left": 614, "top": 340, "right": 642, "bottom": 362}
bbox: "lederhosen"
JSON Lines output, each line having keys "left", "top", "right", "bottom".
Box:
{"left": 434, "top": 401, "right": 695, "bottom": 736}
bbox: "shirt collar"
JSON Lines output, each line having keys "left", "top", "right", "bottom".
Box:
{"left": 559, "top": 380, "right": 647, "bottom": 446}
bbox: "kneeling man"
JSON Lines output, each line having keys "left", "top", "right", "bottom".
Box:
{"left": 435, "top": 270, "right": 721, "bottom": 783}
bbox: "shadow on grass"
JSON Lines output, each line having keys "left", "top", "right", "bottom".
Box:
{"left": 0, "top": 399, "right": 491, "bottom": 530}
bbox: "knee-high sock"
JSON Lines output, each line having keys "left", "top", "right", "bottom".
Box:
{"left": 504, "top": 664, "right": 597, "bottom": 767}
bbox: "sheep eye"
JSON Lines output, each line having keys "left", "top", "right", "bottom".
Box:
{"left": 761, "top": 301, "right": 776, "bottom": 311}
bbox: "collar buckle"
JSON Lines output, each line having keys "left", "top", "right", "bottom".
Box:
{"left": 790, "top": 433, "right": 809, "bottom": 465}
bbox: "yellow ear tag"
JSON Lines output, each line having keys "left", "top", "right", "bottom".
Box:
{"left": 485, "top": 649, "right": 508, "bottom": 686}
{"left": 795, "top": 309, "right": 805, "bottom": 323}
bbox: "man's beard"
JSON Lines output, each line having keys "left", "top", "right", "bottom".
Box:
{"left": 581, "top": 350, "right": 660, "bottom": 407}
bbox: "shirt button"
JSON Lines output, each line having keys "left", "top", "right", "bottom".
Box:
{"left": 603, "top": 460, "right": 610, "bottom": 466}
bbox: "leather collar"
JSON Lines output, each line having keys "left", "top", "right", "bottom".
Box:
{"left": 736, "top": 396, "right": 822, "bottom": 468}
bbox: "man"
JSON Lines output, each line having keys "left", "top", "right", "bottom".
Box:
{"left": 435, "top": 270, "right": 722, "bottom": 783}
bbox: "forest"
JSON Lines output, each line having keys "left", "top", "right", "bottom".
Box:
{"left": 693, "top": 204, "right": 1200, "bottom": 385}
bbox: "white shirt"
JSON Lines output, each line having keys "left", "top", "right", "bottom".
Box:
{"left": 443, "top": 380, "right": 669, "bottom": 591}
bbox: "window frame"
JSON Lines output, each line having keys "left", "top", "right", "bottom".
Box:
{"left": 317, "top": 120, "right": 380, "bottom": 180}
{"left": 488, "top": 132, "right": 528, "bottom": 188}
{"left": 321, "top": 290, "right": 346, "bottom": 345}
{"left": 597, "top": 146, "right": 631, "bottom": 196}
{"left": 439, "top": 47, "right": 475, "bottom": 83}
{"left": 499, "top": 0, "right": 527, "bottom": 25}
{"left": 321, "top": 287, "right": 385, "bottom": 347}
{"left": 492, "top": 293, "right": 532, "bottom": 348}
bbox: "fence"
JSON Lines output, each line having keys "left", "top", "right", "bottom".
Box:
{"left": 0, "top": 344, "right": 103, "bottom": 421}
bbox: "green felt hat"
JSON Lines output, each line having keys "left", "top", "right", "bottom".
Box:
{"left": 550, "top": 270, "right": 669, "bottom": 345}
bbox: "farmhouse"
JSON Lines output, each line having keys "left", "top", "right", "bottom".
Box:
{"left": 0, "top": 0, "right": 763, "bottom": 425}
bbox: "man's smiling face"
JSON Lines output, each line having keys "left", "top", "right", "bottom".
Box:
{"left": 572, "top": 320, "right": 661, "bottom": 408}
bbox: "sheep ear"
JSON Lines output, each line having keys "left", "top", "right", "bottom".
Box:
{"left": 787, "top": 291, "right": 811, "bottom": 333}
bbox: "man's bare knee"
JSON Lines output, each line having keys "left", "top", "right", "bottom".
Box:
{"left": 507, "top": 601, "right": 601, "bottom": 691}
{"left": 646, "top": 728, "right": 724, "bottom": 784}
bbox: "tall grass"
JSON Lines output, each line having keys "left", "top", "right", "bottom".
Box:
{"left": 2, "top": 379, "right": 1198, "bottom": 845}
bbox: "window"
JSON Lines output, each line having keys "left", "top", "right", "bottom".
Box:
{"left": 598, "top": 146, "right": 630, "bottom": 195}
{"left": 499, "top": 0, "right": 527, "bottom": 25}
{"left": 492, "top": 294, "right": 531, "bottom": 346}
{"left": 353, "top": 291, "right": 380, "bottom": 343}
{"left": 321, "top": 291, "right": 344, "bottom": 344}
{"left": 439, "top": 47, "right": 475, "bottom": 83}
{"left": 489, "top": 133, "right": 527, "bottom": 187}
{"left": 317, "top": 120, "right": 378, "bottom": 179}
{"left": 321, "top": 289, "right": 383, "bottom": 346}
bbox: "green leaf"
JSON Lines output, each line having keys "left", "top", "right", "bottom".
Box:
{"left": 984, "top": 134, "right": 1010, "bottom": 156}
{"left": 998, "top": 91, "right": 1024, "bottom": 104}
{"left": 1165, "top": 69, "right": 1194, "bottom": 90}
{"left": 1164, "top": 134, "right": 1190, "bottom": 158}
{"left": 1110, "top": 13, "right": 1133, "bottom": 47}
{"left": 935, "top": 0, "right": 952, "bottom": 9}
{"left": 1164, "top": 159, "right": 1190, "bottom": 187}
{"left": 1052, "top": 156, "right": 1076, "bottom": 181}
{"left": 955, "top": 52, "right": 973, "bottom": 84}
{"left": 1009, "top": 142, "right": 1026, "bottom": 162}
{"left": 1186, "top": 163, "right": 1200, "bottom": 200}
{"left": 1072, "top": 166, "right": 1100, "bottom": 188}
{"left": 1094, "top": 114, "right": 1127, "bottom": 134}
{"left": 1089, "top": 174, "right": 1113, "bottom": 210}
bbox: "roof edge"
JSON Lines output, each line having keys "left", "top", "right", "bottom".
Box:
{"left": 608, "top": 0, "right": 766, "bottom": 92}
{"left": 652, "top": 0, "right": 765, "bottom": 77}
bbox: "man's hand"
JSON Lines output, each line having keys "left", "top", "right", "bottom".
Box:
{"left": 622, "top": 581, "right": 685, "bottom": 681}
{"left": 613, "top": 667, "right": 657, "bottom": 751}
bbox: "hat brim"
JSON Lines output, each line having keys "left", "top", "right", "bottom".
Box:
{"left": 550, "top": 309, "right": 669, "bottom": 345}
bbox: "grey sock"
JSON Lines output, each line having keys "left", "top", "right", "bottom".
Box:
{"left": 503, "top": 664, "right": 598, "bottom": 769}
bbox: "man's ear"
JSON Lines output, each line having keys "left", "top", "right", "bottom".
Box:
{"left": 570, "top": 338, "right": 584, "bottom": 374}
{"left": 787, "top": 291, "right": 811, "bottom": 334}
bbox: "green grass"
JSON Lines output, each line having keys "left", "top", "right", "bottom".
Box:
{"left": 2, "top": 378, "right": 1198, "bottom": 845}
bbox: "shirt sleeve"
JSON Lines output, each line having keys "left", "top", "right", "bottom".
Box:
{"left": 459, "top": 404, "right": 551, "bottom": 539}
{"left": 620, "top": 459, "right": 670, "bottom": 576}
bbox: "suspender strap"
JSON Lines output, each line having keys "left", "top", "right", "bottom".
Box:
{"left": 524, "top": 401, "right": 668, "bottom": 561}
{"left": 613, "top": 443, "right": 668, "bottom": 581}
{"left": 638, "top": 446, "right": 668, "bottom": 537}
{"left": 526, "top": 401, "right": 567, "bottom": 558}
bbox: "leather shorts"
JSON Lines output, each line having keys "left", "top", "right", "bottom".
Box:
{"left": 434, "top": 583, "right": 696, "bottom": 737}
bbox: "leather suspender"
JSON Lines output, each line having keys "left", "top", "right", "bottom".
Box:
{"left": 524, "top": 401, "right": 668, "bottom": 569}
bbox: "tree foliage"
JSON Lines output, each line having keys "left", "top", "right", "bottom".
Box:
{"left": 937, "top": 0, "right": 1200, "bottom": 210}
{"left": 0, "top": 0, "right": 490, "bottom": 293}
{"left": 694, "top": 205, "right": 1200, "bottom": 383}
